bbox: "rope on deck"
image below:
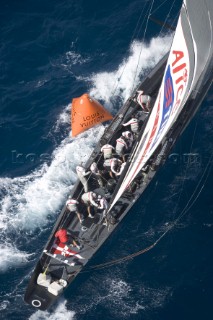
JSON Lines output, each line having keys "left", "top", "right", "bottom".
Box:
{"left": 81, "top": 151, "right": 213, "bottom": 272}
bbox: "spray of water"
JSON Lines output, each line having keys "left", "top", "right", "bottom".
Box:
{"left": 0, "top": 35, "right": 171, "bottom": 273}
{"left": 89, "top": 35, "right": 172, "bottom": 108}
{"left": 29, "top": 299, "right": 75, "bottom": 320}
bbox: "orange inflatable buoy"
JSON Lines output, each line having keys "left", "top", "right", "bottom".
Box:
{"left": 71, "top": 94, "right": 113, "bottom": 137}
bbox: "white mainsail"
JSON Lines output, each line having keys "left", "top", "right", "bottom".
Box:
{"left": 108, "top": 0, "right": 213, "bottom": 212}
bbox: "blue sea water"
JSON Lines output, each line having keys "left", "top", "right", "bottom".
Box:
{"left": 0, "top": 0, "right": 213, "bottom": 319}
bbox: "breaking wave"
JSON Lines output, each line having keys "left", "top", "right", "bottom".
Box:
{"left": 0, "top": 34, "right": 171, "bottom": 283}
{"left": 0, "top": 125, "right": 104, "bottom": 272}
{"left": 89, "top": 34, "right": 172, "bottom": 110}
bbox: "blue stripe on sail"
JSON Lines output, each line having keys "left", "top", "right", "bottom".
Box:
{"left": 151, "top": 65, "right": 174, "bottom": 149}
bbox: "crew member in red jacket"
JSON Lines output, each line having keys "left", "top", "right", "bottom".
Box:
{"left": 55, "top": 228, "right": 80, "bottom": 250}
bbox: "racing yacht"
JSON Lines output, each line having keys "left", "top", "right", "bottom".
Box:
{"left": 24, "top": 0, "right": 213, "bottom": 310}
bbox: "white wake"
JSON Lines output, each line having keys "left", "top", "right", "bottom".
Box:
{"left": 29, "top": 299, "right": 75, "bottom": 320}
{"left": 0, "top": 35, "right": 171, "bottom": 273}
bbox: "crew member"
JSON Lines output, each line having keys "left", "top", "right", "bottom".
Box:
{"left": 55, "top": 228, "right": 80, "bottom": 250}
{"left": 135, "top": 90, "right": 151, "bottom": 112}
{"left": 97, "top": 195, "right": 108, "bottom": 217}
{"left": 66, "top": 196, "right": 84, "bottom": 224}
{"left": 81, "top": 191, "right": 99, "bottom": 218}
{"left": 115, "top": 136, "right": 128, "bottom": 162}
{"left": 101, "top": 144, "right": 115, "bottom": 159}
{"left": 122, "top": 116, "right": 139, "bottom": 135}
{"left": 115, "top": 161, "right": 126, "bottom": 176}
{"left": 90, "top": 162, "right": 104, "bottom": 187}
{"left": 122, "top": 131, "right": 133, "bottom": 148}
{"left": 103, "top": 157, "right": 122, "bottom": 178}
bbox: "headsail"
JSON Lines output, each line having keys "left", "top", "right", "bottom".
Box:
{"left": 71, "top": 94, "right": 113, "bottom": 137}
{"left": 108, "top": 0, "right": 213, "bottom": 212}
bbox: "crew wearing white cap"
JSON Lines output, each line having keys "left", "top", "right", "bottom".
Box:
{"left": 66, "top": 196, "right": 84, "bottom": 224}
{"left": 101, "top": 144, "right": 115, "bottom": 159}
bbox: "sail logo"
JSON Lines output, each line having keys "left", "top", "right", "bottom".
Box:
{"left": 160, "top": 66, "right": 174, "bottom": 128}
{"left": 170, "top": 50, "right": 188, "bottom": 115}
{"left": 150, "top": 50, "right": 188, "bottom": 151}
{"left": 150, "top": 65, "right": 174, "bottom": 149}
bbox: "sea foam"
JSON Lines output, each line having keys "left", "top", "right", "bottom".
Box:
{"left": 29, "top": 299, "right": 75, "bottom": 320}
{"left": 0, "top": 35, "right": 171, "bottom": 272}
{"left": 89, "top": 34, "right": 172, "bottom": 109}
